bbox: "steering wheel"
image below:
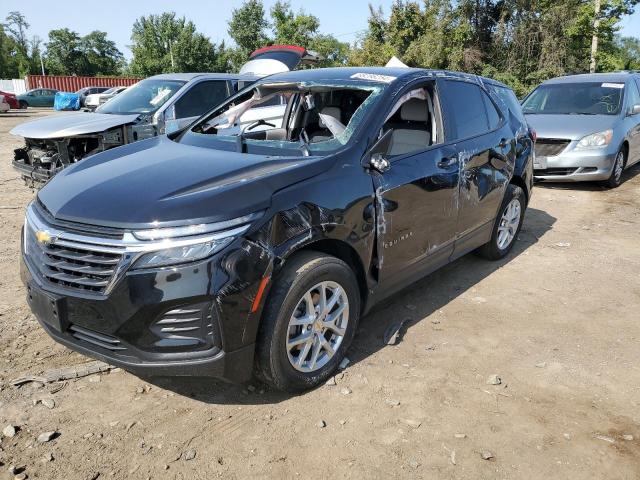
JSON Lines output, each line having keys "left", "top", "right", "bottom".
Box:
{"left": 246, "top": 119, "right": 276, "bottom": 131}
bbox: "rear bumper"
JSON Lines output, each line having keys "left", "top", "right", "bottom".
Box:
{"left": 534, "top": 146, "right": 616, "bottom": 182}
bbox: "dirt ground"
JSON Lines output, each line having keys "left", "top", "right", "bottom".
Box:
{"left": 0, "top": 109, "right": 639, "bottom": 480}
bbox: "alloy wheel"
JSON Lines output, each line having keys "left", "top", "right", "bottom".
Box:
{"left": 497, "top": 198, "right": 521, "bottom": 250}
{"left": 286, "top": 281, "right": 349, "bottom": 373}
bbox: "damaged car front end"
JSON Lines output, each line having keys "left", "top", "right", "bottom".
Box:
{"left": 13, "top": 119, "right": 139, "bottom": 184}
{"left": 21, "top": 67, "right": 533, "bottom": 392}
{"left": 11, "top": 75, "right": 239, "bottom": 187}
{"left": 11, "top": 45, "right": 321, "bottom": 188}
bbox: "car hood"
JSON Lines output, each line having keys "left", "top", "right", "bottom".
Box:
{"left": 525, "top": 114, "right": 619, "bottom": 140}
{"left": 37, "top": 136, "right": 330, "bottom": 229}
{"left": 10, "top": 111, "right": 140, "bottom": 139}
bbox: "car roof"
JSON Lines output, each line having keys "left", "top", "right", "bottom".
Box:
{"left": 252, "top": 66, "right": 511, "bottom": 89}
{"left": 543, "top": 72, "right": 639, "bottom": 84}
{"left": 147, "top": 72, "right": 258, "bottom": 82}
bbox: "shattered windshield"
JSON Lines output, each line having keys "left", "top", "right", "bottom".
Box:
{"left": 187, "top": 80, "right": 384, "bottom": 155}
{"left": 522, "top": 82, "right": 625, "bottom": 115}
{"left": 97, "top": 79, "right": 185, "bottom": 115}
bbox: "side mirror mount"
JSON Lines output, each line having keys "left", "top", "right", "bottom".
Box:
{"left": 363, "top": 129, "right": 393, "bottom": 172}
{"left": 164, "top": 104, "right": 176, "bottom": 121}
{"left": 630, "top": 104, "right": 640, "bottom": 116}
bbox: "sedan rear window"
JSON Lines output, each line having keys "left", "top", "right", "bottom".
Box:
{"left": 522, "top": 82, "right": 624, "bottom": 115}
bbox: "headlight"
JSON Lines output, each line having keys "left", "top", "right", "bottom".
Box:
{"left": 132, "top": 238, "right": 233, "bottom": 269}
{"left": 129, "top": 212, "right": 262, "bottom": 269}
{"left": 576, "top": 129, "right": 613, "bottom": 149}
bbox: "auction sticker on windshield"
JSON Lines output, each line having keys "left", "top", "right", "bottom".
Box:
{"left": 350, "top": 73, "right": 397, "bottom": 83}
{"left": 601, "top": 83, "right": 624, "bottom": 89}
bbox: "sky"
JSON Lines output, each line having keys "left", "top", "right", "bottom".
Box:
{"left": 1, "top": 0, "right": 639, "bottom": 59}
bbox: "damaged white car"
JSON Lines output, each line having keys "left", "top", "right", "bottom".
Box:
{"left": 11, "top": 45, "right": 319, "bottom": 186}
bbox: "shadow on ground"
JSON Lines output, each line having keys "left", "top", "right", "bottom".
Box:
{"left": 144, "top": 207, "right": 557, "bottom": 405}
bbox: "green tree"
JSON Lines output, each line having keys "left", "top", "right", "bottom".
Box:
{"left": 0, "top": 24, "right": 20, "bottom": 77}
{"left": 81, "top": 31, "right": 123, "bottom": 75}
{"left": 351, "top": 0, "right": 639, "bottom": 94}
{"left": 615, "top": 36, "right": 640, "bottom": 69}
{"left": 227, "top": 0, "right": 269, "bottom": 53}
{"left": 45, "top": 28, "right": 83, "bottom": 75}
{"left": 130, "top": 12, "right": 225, "bottom": 75}
{"left": 271, "top": 1, "right": 320, "bottom": 46}
{"left": 4, "top": 11, "right": 43, "bottom": 76}
{"left": 45, "top": 28, "right": 123, "bottom": 76}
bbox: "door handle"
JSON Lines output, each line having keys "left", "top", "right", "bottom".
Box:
{"left": 437, "top": 156, "right": 458, "bottom": 169}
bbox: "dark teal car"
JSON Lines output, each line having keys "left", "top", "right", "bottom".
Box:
{"left": 16, "top": 88, "right": 59, "bottom": 108}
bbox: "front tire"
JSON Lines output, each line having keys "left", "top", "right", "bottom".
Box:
{"left": 603, "top": 148, "right": 625, "bottom": 189}
{"left": 477, "top": 184, "right": 525, "bottom": 260}
{"left": 255, "top": 251, "right": 360, "bottom": 392}
{"left": 19, "top": 100, "right": 28, "bottom": 109}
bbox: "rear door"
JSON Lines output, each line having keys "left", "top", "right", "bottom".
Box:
{"left": 371, "top": 79, "right": 460, "bottom": 284}
{"left": 439, "top": 79, "right": 514, "bottom": 257}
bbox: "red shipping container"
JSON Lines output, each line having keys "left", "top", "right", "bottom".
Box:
{"left": 25, "top": 75, "right": 142, "bottom": 92}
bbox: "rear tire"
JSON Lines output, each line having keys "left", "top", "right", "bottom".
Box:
{"left": 477, "top": 184, "right": 525, "bottom": 260}
{"left": 255, "top": 251, "right": 360, "bottom": 392}
{"left": 603, "top": 147, "right": 625, "bottom": 189}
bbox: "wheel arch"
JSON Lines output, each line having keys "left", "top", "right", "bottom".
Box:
{"left": 281, "top": 238, "right": 369, "bottom": 313}
{"left": 620, "top": 140, "right": 629, "bottom": 166}
{"left": 509, "top": 174, "right": 529, "bottom": 206}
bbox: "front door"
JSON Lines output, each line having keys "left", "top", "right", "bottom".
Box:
{"left": 371, "top": 80, "right": 459, "bottom": 284}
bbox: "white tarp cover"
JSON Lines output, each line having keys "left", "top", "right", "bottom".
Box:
{"left": 385, "top": 56, "right": 410, "bottom": 68}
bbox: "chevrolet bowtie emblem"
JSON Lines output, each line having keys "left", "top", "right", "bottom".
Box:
{"left": 35, "top": 230, "right": 55, "bottom": 245}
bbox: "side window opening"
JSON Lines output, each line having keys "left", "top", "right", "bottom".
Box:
{"left": 444, "top": 80, "right": 490, "bottom": 140}
{"left": 196, "top": 85, "right": 376, "bottom": 149}
{"left": 380, "top": 83, "right": 442, "bottom": 157}
{"left": 490, "top": 85, "right": 526, "bottom": 125}
{"left": 626, "top": 80, "right": 640, "bottom": 114}
{"left": 174, "top": 81, "right": 229, "bottom": 119}
{"left": 482, "top": 91, "right": 501, "bottom": 130}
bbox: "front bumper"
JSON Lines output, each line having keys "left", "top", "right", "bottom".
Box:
{"left": 21, "top": 235, "right": 271, "bottom": 382}
{"left": 533, "top": 144, "right": 616, "bottom": 182}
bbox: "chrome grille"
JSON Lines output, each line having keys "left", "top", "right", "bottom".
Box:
{"left": 24, "top": 211, "right": 125, "bottom": 295}
{"left": 535, "top": 138, "right": 571, "bottom": 157}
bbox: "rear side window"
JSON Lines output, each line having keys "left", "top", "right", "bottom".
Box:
{"left": 627, "top": 80, "right": 640, "bottom": 113}
{"left": 482, "top": 92, "right": 501, "bottom": 129}
{"left": 443, "top": 80, "right": 489, "bottom": 139}
{"left": 174, "top": 81, "right": 229, "bottom": 119}
{"left": 490, "top": 85, "right": 526, "bottom": 124}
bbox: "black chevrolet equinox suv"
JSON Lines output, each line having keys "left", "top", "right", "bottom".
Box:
{"left": 21, "top": 67, "right": 533, "bottom": 392}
